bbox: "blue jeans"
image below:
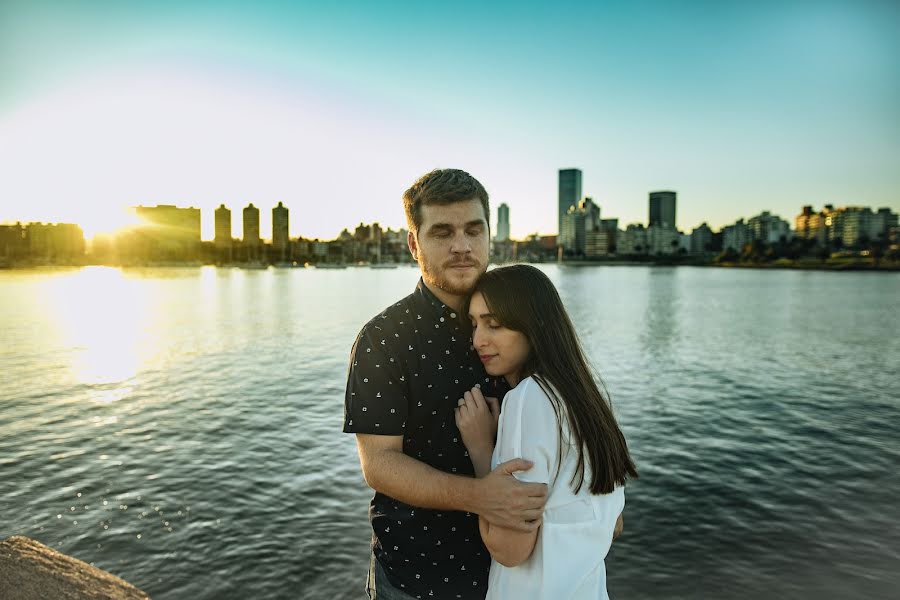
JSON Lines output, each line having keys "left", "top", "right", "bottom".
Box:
{"left": 366, "top": 554, "right": 418, "bottom": 600}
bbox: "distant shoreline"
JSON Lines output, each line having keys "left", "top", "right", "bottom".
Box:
{"left": 554, "top": 258, "right": 900, "bottom": 271}
{"left": 2, "top": 258, "right": 899, "bottom": 272}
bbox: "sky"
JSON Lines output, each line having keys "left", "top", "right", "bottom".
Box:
{"left": 1, "top": 0, "right": 899, "bottom": 241}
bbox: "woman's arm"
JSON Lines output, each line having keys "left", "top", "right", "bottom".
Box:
{"left": 479, "top": 514, "right": 540, "bottom": 567}
{"left": 457, "top": 384, "right": 550, "bottom": 567}
{"left": 455, "top": 386, "right": 500, "bottom": 478}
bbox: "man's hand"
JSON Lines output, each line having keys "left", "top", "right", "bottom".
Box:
{"left": 473, "top": 458, "right": 548, "bottom": 532}
{"left": 455, "top": 386, "right": 497, "bottom": 460}
{"left": 613, "top": 513, "right": 624, "bottom": 540}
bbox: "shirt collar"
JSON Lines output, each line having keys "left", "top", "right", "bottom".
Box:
{"left": 415, "top": 277, "right": 463, "bottom": 322}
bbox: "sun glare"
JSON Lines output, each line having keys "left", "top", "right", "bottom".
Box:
{"left": 44, "top": 266, "right": 155, "bottom": 386}
{"left": 80, "top": 206, "right": 144, "bottom": 241}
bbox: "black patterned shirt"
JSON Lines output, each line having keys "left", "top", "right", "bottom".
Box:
{"left": 344, "top": 278, "right": 508, "bottom": 600}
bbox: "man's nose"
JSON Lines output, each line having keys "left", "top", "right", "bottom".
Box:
{"left": 450, "top": 231, "right": 472, "bottom": 253}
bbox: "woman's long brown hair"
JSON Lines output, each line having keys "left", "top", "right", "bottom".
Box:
{"left": 468, "top": 264, "right": 638, "bottom": 494}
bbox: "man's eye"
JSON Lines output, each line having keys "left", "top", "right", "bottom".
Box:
{"left": 466, "top": 227, "right": 484, "bottom": 236}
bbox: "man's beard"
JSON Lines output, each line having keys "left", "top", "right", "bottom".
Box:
{"left": 419, "top": 255, "right": 484, "bottom": 297}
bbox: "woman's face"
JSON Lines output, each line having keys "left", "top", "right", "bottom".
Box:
{"left": 468, "top": 291, "right": 531, "bottom": 387}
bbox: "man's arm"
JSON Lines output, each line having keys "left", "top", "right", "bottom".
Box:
{"left": 356, "top": 433, "right": 546, "bottom": 532}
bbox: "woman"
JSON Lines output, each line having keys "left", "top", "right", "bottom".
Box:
{"left": 455, "top": 264, "right": 638, "bottom": 599}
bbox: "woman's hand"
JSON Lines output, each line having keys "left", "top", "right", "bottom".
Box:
{"left": 455, "top": 386, "right": 500, "bottom": 473}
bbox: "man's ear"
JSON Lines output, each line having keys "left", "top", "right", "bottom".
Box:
{"left": 407, "top": 230, "right": 418, "bottom": 260}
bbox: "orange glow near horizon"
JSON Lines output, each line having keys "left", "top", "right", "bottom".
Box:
{"left": 77, "top": 207, "right": 145, "bottom": 241}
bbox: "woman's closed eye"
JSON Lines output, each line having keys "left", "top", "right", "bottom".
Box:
{"left": 471, "top": 321, "right": 500, "bottom": 330}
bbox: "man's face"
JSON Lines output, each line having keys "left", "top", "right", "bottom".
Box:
{"left": 408, "top": 199, "right": 490, "bottom": 298}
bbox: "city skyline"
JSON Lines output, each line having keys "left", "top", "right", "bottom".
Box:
{"left": 2, "top": 1, "right": 899, "bottom": 239}
{"left": 5, "top": 195, "right": 895, "bottom": 250}
{"left": 0, "top": 193, "right": 827, "bottom": 244}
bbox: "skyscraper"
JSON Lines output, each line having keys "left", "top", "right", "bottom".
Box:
{"left": 242, "top": 203, "right": 260, "bottom": 246}
{"left": 558, "top": 169, "right": 582, "bottom": 236}
{"left": 135, "top": 205, "right": 201, "bottom": 243}
{"left": 273, "top": 201, "right": 289, "bottom": 260}
{"left": 214, "top": 204, "right": 231, "bottom": 247}
{"left": 649, "top": 191, "right": 677, "bottom": 228}
{"left": 561, "top": 197, "right": 600, "bottom": 254}
{"left": 129, "top": 204, "right": 200, "bottom": 261}
{"left": 496, "top": 203, "right": 510, "bottom": 241}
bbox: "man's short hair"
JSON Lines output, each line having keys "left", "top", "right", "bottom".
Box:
{"left": 403, "top": 169, "right": 490, "bottom": 235}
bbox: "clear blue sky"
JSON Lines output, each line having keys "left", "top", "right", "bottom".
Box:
{"left": 1, "top": 0, "right": 898, "bottom": 240}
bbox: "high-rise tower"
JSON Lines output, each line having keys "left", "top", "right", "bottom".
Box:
{"left": 649, "top": 191, "right": 677, "bottom": 228}
{"left": 242, "top": 203, "right": 260, "bottom": 245}
{"left": 272, "top": 201, "right": 289, "bottom": 261}
{"left": 214, "top": 204, "right": 231, "bottom": 247}
{"left": 242, "top": 203, "right": 261, "bottom": 261}
{"left": 496, "top": 203, "right": 510, "bottom": 241}
{"left": 558, "top": 169, "right": 582, "bottom": 236}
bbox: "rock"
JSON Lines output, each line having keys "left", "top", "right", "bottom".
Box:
{"left": 0, "top": 536, "right": 149, "bottom": 600}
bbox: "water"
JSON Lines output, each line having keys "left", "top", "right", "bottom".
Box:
{"left": 2, "top": 265, "right": 898, "bottom": 599}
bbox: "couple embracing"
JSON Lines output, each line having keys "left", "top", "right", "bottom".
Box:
{"left": 343, "top": 169, "right": 638, "bottom": 599}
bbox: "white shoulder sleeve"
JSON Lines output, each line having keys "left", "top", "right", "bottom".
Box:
{"left": 493, "top": 378, "right": 561, "bottom": 485}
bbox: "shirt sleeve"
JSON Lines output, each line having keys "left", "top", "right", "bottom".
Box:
{"left": 492, "top": 378, "right": 560, "bottom": 485}
{"left": 343, "top": 319, "right": 409, "bottom": 435}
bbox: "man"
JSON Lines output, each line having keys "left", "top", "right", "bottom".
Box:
{"left": 344, "top": 169, "right": 548, "bottom": 599}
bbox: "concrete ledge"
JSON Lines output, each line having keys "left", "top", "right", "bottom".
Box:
{"left": 0, "top": 536, "right": 149, "bottom": 600}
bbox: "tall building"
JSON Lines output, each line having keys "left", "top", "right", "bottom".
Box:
{"left": 242, "top": 203, "right": 260, "bottom": 245}
{"left": 589, "top": 217, "right": 620, "bottom": 255}
{"left": 242, "top": 203, "right": 261, "bottom": 261}
{"left": 690, "top": 223, "right": 713, "bottom": 254}
{"left": 827, "top": 206, "right": 898, "bottom": 247}
{"left": 273, "top": 201, "right": 289, "bottom": 260}
{"left": 496, "top": 203, "right": 510, "bottom": 241}
{"left": 354, "top": 223, "right": 371, "bottom": 240}
{"left": 214, "top": 204, "right": 232, "bottom": 247}
{"left": 795, "top": 206, "right": 815, "bottom": 237}
{"left": 873, "top": 208, "right": 899, "bottom": 240}
{"left": 561, "top": 197, "right": 600, "bottom": 254}
{"left": 794, "top": 204, "right": 896, "bottom": 247}
{"left": 585, "top": 219, "right": 616, "bottom": 257}
{"left": 0, "top": 223, "right": 27, "bottom": 261}
{"left": 133, "top": 205, "right": 201, "bottom": 260}
{"left": 747, "top": 211, "right": 792, "bottom": 244}
{"left": 492, "top": 205, "right": 513, "bottom": 262}
{"left": 558, "top": 169, "right": 582, "bottom": 237}
{"left": 23, "top": 223, "right": 85, "bottom": 261}
{"left": 649, "top": 191, "right": 677, "bottom": 228}
{"left": 135, "top": 205, "right": 201, "bottom": 241}
{"left": 723, "top": 219, "right": 750, "bottom": 251}
{"left": 618, "top": 224, "right": 648, "bottom": 255}
{"left": 795, "top": 205, "right": 834, "bottom": 245}
{"left": 646, "top": 225, "right": 680, "bottom": 254}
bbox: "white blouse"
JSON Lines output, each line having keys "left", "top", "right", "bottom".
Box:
{"left": 486, "top": 376, "right": 625, "bottom": 600}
